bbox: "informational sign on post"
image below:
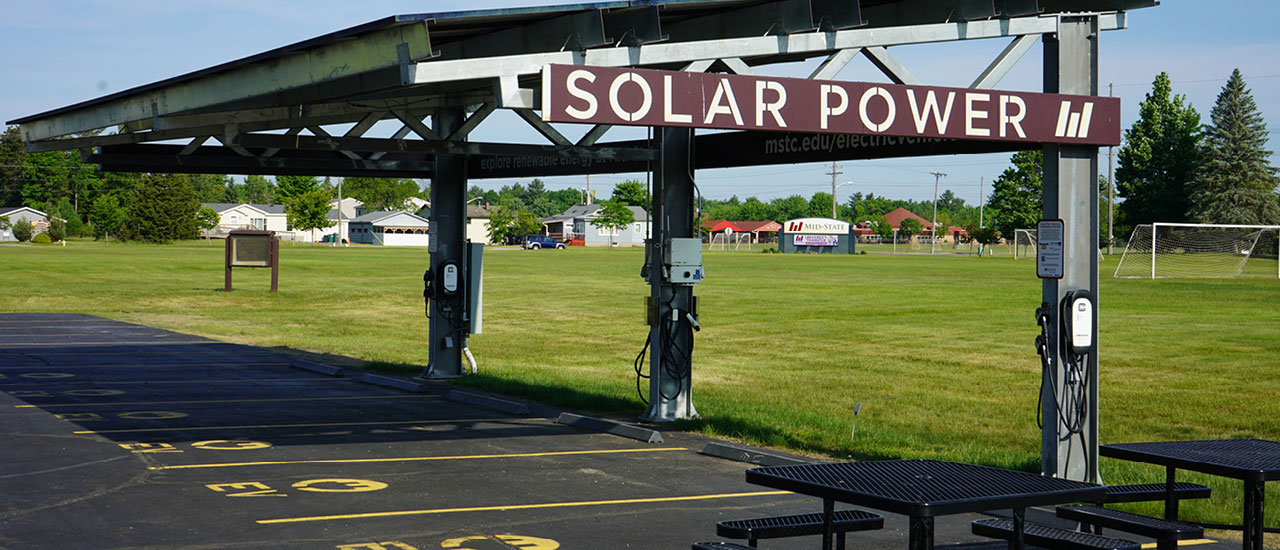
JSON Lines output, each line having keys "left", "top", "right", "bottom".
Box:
{"left": 1037, "top": 219, "right": 1065, "bottom": 279}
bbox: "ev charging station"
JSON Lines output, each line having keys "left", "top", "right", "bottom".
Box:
{"left": 9, "top": 0, "right": 1152, "bottom": 481}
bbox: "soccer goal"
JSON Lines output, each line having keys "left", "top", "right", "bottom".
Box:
{"left": 1013, "top": 228, "right": 1037, "bottom": 259}
{"left": 1114, "top": 223, "right": 1280, "bottom": 279}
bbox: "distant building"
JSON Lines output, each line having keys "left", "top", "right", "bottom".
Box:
{"left": 203, "top": 203, "right": 289, "bottom": 237}
{"left": 348, "top": 211, "right": 431, "bottom": 246}
{"left": 702, "top": 219, "right": 782, "bottom": 244}
{"left": 416, "top": 204, "right": 496, "bottom": 245}
{"left": 861, "top": 207, "right": 965, "bottom": 243}
{"left": 541, "top": 204, "right": 649, "bottom": 247}
{"left": 0, "top": 207, "right": 50, "bottom": 241}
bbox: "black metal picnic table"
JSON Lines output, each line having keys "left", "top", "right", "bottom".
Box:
{"left": 1101, "top": 438, "right": 1280, "bottom": 550}
{"left": 745, "top": 458, "right": 1106, "bottom": 550}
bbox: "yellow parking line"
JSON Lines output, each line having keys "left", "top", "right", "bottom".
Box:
{"left": 73, "top": 417, "right": 551, "bottom": 434}
{"left": 1140, "top": 540, "right": 1217, "bottom": 549}
{"left": 150, "top": 447, "right": 687, "bottom": 470}
{"left": 17, "top": 394, "right": 438, "bottom": 408}
{"left": 257, "top": 490, "right": 792, "bottom": 524}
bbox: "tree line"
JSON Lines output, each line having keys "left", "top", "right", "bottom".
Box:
{"left": 983, "top": 69, "right": 1279, "bottom": 246}
{"left": 0, "top": 127, "right": 429, "bottom": 244}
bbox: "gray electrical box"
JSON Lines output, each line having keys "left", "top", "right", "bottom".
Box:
{"left": 664, "top": 238, "right": 705, "bottom": 285}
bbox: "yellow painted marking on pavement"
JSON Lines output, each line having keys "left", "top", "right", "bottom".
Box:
{"left": 1139, "top": 540, "right": 1217, "bottom": 549}
{"left": 7, "top": 390, "right": 52, "bottom": 398}
{"left": 57, "top": 412, "right": 105, "bottom": 421}
{"left": 120, "top": 442, "right": 182, "bottom": 453}
{"left": 443, "top": 535, "right": 559, "bottom": 550}
{"left": 19, "top": 372, "right": 74, "bottom": 379}
{"left": 256, "top": 490, "right": 792, "bottom": 524}
{"left": 191, "top": 440, "right": 272, "bottom": 451}
{"left": 0, "top": 377, "right": 351, "bottom": 386}
{"left": 74, "top": 417, "right": 551, "bottom": 434}
{"left": 16, "top": 394, "right": 439, "bottom": 408}
{"left": 337, "top": 542, "right": 418, "bottom": 550}
{"left": 293, "top": 479, "right": 387, "bottom": 493}
{"left": 206, "top": 481, "right": 284, "bottom": 498}
{"left": 148, "top": 447, "right": 686, "bottom": 470}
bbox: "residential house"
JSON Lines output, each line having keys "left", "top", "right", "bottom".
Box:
{"left": 541, "top": 204, "right": 649, "bottom": 247}
{"left": 203, "top": 203, "right": 289, "bottom": 237}
{"left": 348, "top": 211, "right": 431, "bottom": 246}
{"left": 0, "top": 207, "right": 50, "bottom": 241}
{"left": 415, "top": 203, "right": 495, "bottom": 245}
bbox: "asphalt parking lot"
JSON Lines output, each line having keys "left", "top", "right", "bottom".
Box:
{"left": 0, "top": 313, "right": 1240, "bottom": 550}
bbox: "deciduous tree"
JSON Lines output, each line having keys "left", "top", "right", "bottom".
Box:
{"left": 343, "top": 177, "right": 420, "bottom": 212}
{"left": 898, "top": 217, "right": 923, "bottom": 243}
{"left": 986, "top": 150, "right": 1043, "bottom": 242}
{"left": 1116, "top": 72, "right": 1204, "bottom": 225}
{"left": 611, "top": 180, "right": 649, "bottom": 209}
{"left": 591, "top": 200, "right": 635, "bottom": 246}
{"left": 286, "top": 189, "right": 336, "bottom": 244}
{"left": 89, "top": 194, "right": 127, "bottom": 243}
{"left": 196, "top": 206, "right": 220, "bottom": 243}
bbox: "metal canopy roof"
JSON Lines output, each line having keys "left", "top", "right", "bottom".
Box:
{"left": 10, "top": 0, "right": 1155, "bottom": 178}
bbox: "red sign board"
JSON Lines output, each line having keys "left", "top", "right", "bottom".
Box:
{"left": 542, "top": 64, "right": 1120, "bottom": 146}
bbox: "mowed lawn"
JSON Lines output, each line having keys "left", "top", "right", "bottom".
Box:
{"left": 2, "top": 239, "right": 1277, "bottom": 526}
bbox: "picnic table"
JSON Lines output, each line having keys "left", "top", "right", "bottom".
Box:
{"left": 1101, "top": 438, "right": 1280, "bottom": 550}
{"left": 745, "top": 459, "right": 1106, "bottom": 550}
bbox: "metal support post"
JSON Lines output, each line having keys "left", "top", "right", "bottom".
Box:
{"left": 426, "top": 107, "right": 467, "bottom": 379}
{"left": 1040, "top": 14, "right": 1101, "bottom": 482}
{"left": 642, "top": 126, "right": 698, "bottom": 422}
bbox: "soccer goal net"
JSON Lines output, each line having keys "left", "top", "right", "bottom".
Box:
{"left": 1114, "top": 223, "right": 1280, "bottom": 278}
{"left": 1013, "top": 228, "right": 1037, "bottom": 259}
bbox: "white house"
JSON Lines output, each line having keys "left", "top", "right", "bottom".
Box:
{"left": 0, "top": 207, "right": 51, "bottom": 241}
{"left": 348, "top": 211, "right": 431, "bottom": 246}
{"left": 415, "top": 203, "right": 496, "bottom": 245}
{"left": 203, "top": 203, "right": 289, "bottom": 237}
{"left": 312, "top": 197, "right": 363, "bottom": 243}
{"left": 541, "top": 204, "right": 649, "bottom": 247}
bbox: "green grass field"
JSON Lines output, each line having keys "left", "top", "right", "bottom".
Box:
{"left": 2, "top": 239, "right": 1277, "bottom": 527}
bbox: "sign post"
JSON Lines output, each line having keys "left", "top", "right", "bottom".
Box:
{"left": 225, "top": 230, "right": 279, "bottom": 292}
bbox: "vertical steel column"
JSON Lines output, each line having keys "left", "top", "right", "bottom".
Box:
{"left": 642, "top": 127, "right": 698, "bottom": 422}
{"left": 426, "top": 107, "right": 467, "bottom": 379}
{"left": 1041, "top": 14, "right": 1101, "bottom": 482}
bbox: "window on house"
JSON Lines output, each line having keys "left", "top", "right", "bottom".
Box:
{"left": 251, "top": 218, "right": 266, "bottom": 230}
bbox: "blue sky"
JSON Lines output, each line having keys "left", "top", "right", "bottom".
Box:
{"left": 3, "top": 0, "right": 1276, "bottom": 206}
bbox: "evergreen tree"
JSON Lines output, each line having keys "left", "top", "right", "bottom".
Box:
{"left": 610, "top": 180, "right": 649, "bottom": 209}
{"left": 986, "top": 150, "right": 1043, "bottom": 241}
{"left": 1, "top": 126, "right": 25, "bottom": 206}
{"left": 126, "top": 174, "right": 199, "bottom": 243}
{"left": 1188, "top": 69, "right": 1280, "bottom": 225}
{"left": 239, "top": 175, "right": 276, "bottom": 204}
{"left": 1116, "top": 72, "right": 1204, "bottom": 225}
{"left": 274, "top": 175, "right": 319, "bottom": 204}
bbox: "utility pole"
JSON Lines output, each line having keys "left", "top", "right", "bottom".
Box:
{"left": 979, "top": 176, "right": 985, "bottom": 228}
{"left": 929, "top": 171, "right": 946, "bottom": 254}
{"left": 1107, "top": 82, "right": 1116, "bottom": 256}
{"left": 826, "top": 161, "right": 843, "bottom": 219}
{"left": 337, "top": 177, "right": 344, "bottom": 246}
{"left": 586, "top": 174, "right": 591, "bottom": 205}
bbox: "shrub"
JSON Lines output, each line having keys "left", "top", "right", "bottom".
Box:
{"left": 48, "top": 218, "right": 66, "bottom": 242}
{"left": 12, "top": 219, "right": 33, "bottom": 242}
{"left": 32, "top": 232, "right": 52, "bottom": 245}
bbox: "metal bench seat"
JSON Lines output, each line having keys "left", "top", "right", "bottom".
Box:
{"left": 717, "top": 509, "right": 884, "bottom": 549}
{"left": 1103, "top": 483, "right": 1211, "bottom": 504}
{"left": 693, "top": 542, "right": 760, "bottom": 550}
{"left": 972, "top": 518, "right": 1142, "bottom": 550}
{"left": 1057, "top": 505, "right": 1203, "bottom": 550}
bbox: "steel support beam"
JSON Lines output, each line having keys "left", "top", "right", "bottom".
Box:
{"left": 642, "top": 126, "right": 698, "bottom": 422}
{"left": 425, "top": 107, "right": 468, "bottom": 379}
{"left": 1041, "top": 14, "right": 1101, "bottom": 483}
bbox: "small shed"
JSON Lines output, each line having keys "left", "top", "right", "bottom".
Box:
{"left": 349, "top": 211, "right": 431, "bottom": 246}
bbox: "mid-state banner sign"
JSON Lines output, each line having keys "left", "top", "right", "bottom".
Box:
{"left": 542, "top": 64, "right": 1121, "bottom": 146}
